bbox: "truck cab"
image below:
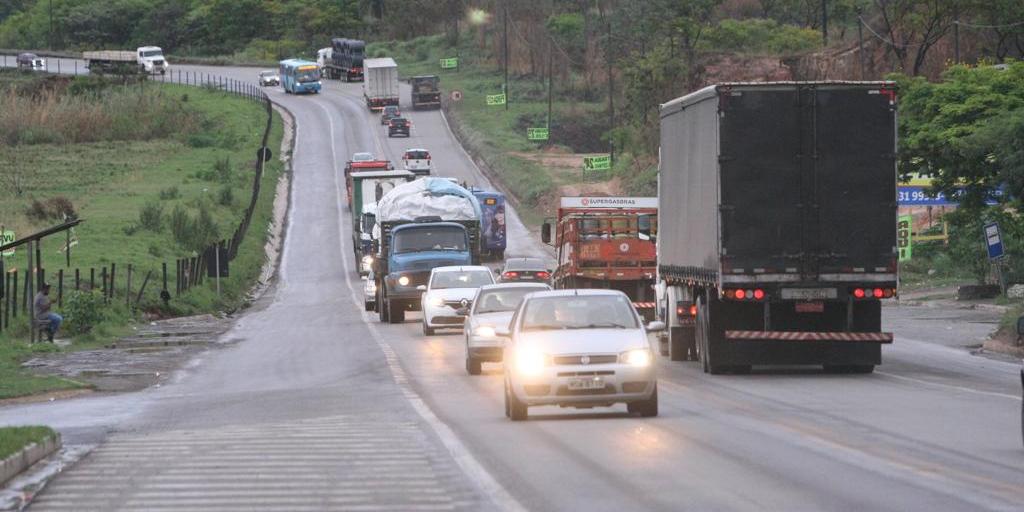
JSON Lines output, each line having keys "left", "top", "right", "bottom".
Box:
{"left": 542, "top": 197, "right": 658, "bottom": 319}
{"left": 376, "top": 220, "right": 476, "bottom": 322}
{"left": 349, "top": 170, "right": 415, "bottom": 274}
{"left": 137, "top": 46, "right": 169, "bottom": 74}
{"left": 411, "top": 75, "right": 441, "bottom": 110}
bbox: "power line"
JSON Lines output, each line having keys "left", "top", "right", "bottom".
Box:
{"left": 955, "top": 19, "right": 1024, "bottom": 30}
{"left": 858, "top": 15, "right": 927, "bottom": 49}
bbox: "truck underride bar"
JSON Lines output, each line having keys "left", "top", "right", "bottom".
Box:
{"left": 725, "top": 331, "right": 894, "bottom": 343}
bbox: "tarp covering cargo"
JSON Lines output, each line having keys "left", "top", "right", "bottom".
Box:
{"left": 373, "top": 178, "right": 481, "bottom": 236}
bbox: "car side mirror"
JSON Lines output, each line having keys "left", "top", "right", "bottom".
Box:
{"left": 541, "top": 223, "right": 551, "bottom": 244}
{"left": 416, "top": 285, "right": 427, "bottom": 291}
{"left": 494, "top": 326, "right": 511, "bottom": 338}
{"left": 645, "top": 320, "right": 666, "bottom": 332}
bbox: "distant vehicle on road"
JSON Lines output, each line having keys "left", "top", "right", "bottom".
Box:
{"left": 499, "top": 258, "right": 551, "bottom": 284}
{"left": 258, "top": 70, "right": 279, "bottom": 86}
{"left": 326, "top": 38, "right": 365, "bottom": 81}
{"left": 316, "top": 47, "right": 331, "bottom": 73}
{"left": 411, "top": 75, "right": 441, "bottom": 109}
{"left": 388, "top": 117, "right": 411, "bottom": 137}
{"left": 84, "top": 46, "right": 169, "bottom": 75}
{"left": 343, "top": 158, "right": 393, "bottom": 203}
{"left": 364, "top": 57, "right": 399, "bottom": 111}
{"left": 402, "top": 149, "right": 431, "bottom": 173}
{"left": 279, "top": 59, "right": 321, "bottom": 94}
{"left": 500, "top": 289, "right": 664, "bottom": 421}
{"left": 16, "top": 53, "right": 45, "bottom": 71}
{"left": 364, "top": 271, "right": 377, "bottom": 312}
{"left": 381, "top": 105, "right": 401, "bottom": 125}
{"left": 419, "top": 266, "right": 495, "bottom": 335}
{"left": 463, "top": 283, "right": 550, "bottom": 375}
{"left": 470, "top": 189, "right": 507, "bottom": 260}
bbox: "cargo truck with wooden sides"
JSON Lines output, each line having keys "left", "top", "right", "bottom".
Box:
{"left": 656, "top": 82, "right": 898, "bottom": 373}
{"left": 541, "top": 197, "right": 658, "bottom": 320}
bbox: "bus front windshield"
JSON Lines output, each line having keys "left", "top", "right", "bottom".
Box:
{"left": 296, "top": 68, "right": 321, "bottom": 83}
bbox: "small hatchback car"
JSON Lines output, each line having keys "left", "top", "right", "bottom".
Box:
{"left": 463, "top": 283, "right": 551, "bottom": 375}
{"left": 500, "top": 289, "right": 664, "bottom": 420}
{"left": 419, "top": 266, "right": 495, "bottom": 335}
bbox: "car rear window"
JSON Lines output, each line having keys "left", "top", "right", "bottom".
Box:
{"left": 405, "top": 151, "right": 429, "bottom": 160}
{"left": 506, "top": 259, "right": 546, "bottom": 271}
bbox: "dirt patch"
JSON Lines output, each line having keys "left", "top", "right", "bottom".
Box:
{"left": 0, "top": 388, "right": 93, "bottom": 406}
{"left": 982, "top": 328, "right": 1024, "bottom": 358}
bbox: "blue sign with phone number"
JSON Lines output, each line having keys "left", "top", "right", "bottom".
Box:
{"left": 897, "top": 186, "right": 999, "bottom": 206}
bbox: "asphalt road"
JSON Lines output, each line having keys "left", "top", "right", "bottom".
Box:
{"left": 2, "top": 62, "right": 1022, "bottom": 511}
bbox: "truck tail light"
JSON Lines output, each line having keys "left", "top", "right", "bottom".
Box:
{"left": 851, "top": 287, "right": 896, "bottom": 299}
{"left": 853, "top": 288, "right": 865, "bottom": 298}
{"left": 676, "top": 302, "right": 696, "bottom": 321}
{"left": 724, "top": 289, "right": 766, "bottom": 301}
{"left": 873, "top": 288, "right": 884, "bottom": 298}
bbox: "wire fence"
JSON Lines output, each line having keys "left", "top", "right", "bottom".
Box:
{"left": 0, "top": 59, "right": 275, "bottom": 338}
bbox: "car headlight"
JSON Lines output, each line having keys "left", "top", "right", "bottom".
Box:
{"left": 515, "top": 347, "right": 548, "bottom": 376}
{"left": 398, "top": 276, "right": 410, "bottom": 286}
{"left": 474, "top": 325, "right": 496, "bottom": 338}
{"left": 620, "top": 349, "right": 652, "bottom": 367}
{"left": 427, "top": 295, "right": 444, "bottom": 307}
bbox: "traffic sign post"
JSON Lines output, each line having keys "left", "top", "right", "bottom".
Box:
{"left": 440, "top": 57, "right": 458, "bottom": 70}
{"left": 897, "top": 215, "right": 912, "bottom": 261}
{"left": 486, "top": 93, "right": 506, "bottom": 106}
{"left": 527, "top": 127, "right": 549, "bottom": 141}
{"left": 984, "top": 222, "right": 1004, "bottom": 261}
{"left": 0, "top": 230, "right": 14, "bottom": 258}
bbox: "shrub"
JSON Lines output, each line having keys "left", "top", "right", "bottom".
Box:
{"left": 701, "top": 19, "right": 820, "bottom": 55}
{"left": 25, "top": 196, "right": 77, "bottom": 221}
{"left": 138, "top": 202, "right": 163, "bottom": 231}
{"left": 159, "top": 186, "right": 180, "bottom": 200}
{"left": 218, "top": 186, "right": 235, "bottom": 206}
{"left": 63, "top": 290, "right": 107, "bottom": 335}
{"left": 214, "top": 157, "right": 232, "bottom": 182}
{"left": 170, "top": 205, "right": 190, "bottom": 244}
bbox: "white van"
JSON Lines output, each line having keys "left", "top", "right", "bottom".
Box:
{"left": 402, "top": 148, "right": 432, "bottom": 175}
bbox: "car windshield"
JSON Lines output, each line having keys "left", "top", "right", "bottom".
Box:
{"left": 361, "top": 213, "right": 376, "bottom": 232}
{"left": 391, "top": 117, "right": 408, "bottom": 125}
{"left": 142, "top": 50, "right": 163, "bottom": 57}
{"left": 384, "top": 107, "right": 399, "bottom": 115}
{"left": 260, "top": 71, "right": 276, "bottom": 77}
{"left": 430, "top": 271, "right": 493, "bottom": 290}
{"left": 405, "top": 151, "right": 429, "bottom": 160}
{"left": 352, "top": 152, "right": 374, "bottom": 161}
{"left": 521, "top": 295, "right": 637, "bottom": 331}
{"left": 393, "top": 226, "right": 466, "bottom": 253}
{"left": 475, "top": 287, "right": 547, "bottom": 314}
{"left": 505, "top": 258, "right": 546, "bottom": 271}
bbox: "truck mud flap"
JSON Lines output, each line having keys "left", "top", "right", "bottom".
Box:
{"left": 633, "top": 302, "right": 656, "bottom": 321}
{"left": 725, "top": 330, "right": 893, "bottom": 343}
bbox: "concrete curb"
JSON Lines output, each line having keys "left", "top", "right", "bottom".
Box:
{"left": 0, "top": 433, "right": 61, "bottom": 486}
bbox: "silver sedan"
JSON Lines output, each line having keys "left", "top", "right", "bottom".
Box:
{"left": 499, "top": 289, "right": 665, "bottom": 421}
{"left": 463, "top": 283, "right": 550, "bottom": 375}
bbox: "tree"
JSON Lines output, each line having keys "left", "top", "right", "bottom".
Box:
{"left": 873, "top": 0, "right": 958, "bottom": 75}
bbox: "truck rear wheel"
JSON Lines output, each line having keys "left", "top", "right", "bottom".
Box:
{"left": 388, "top": 300, "right": 405, "bottom": 323}
{"left": 697, "top": 295, "right": 728, "bottom": 375}
{"left": 668, "top": 326, "right": 696, "bottom": 362}
{"left": 378, "top": 292, "right": 389, "bottom": 322}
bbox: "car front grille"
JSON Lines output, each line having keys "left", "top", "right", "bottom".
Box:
{"left": 552, "top": 354, "right": 618, "bottom": 365}
{"left": 556, "top": 384, "right": 616, "bottom": 396}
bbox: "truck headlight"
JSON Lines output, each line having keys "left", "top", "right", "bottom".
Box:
{"left": 474, "top": 326, "right": 496, "bottom": 338}
{"left": 398, "top": 276, "right": 410, "bottom": 286}
{"left": 515, "top": 347, "right": 548, "bottom": 376}
{"left": 620, "top": 349, "right": 652, "bottom": 367}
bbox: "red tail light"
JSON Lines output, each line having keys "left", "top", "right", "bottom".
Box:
{"left": 853, "top": 288, "right": 865, "bottom": 298}
{"left": 735, "top": 289, "right": 746, "bottom": 299}
{"left": 873, "top": 288, "right": 884, "bottom": 298}
{"left": 502, "top": 271, "right": 519, "bottom": 279}
{"left": 536, "top": 271, "right": 550, "bottom": 279}
{"left": 883, "top": 288, "right": 894, "bottom": 298}
{"left": 676, "top": 302, "right": 696, "bottom": 320}
{"left": 753, "top": 289, "right": 765, "bottom": 300}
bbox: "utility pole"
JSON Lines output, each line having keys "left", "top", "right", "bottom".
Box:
{"left": 857, "top": 12, "right": 865, "bottom": 79}
{"left": 821, "top": 0, "right": 828, "bottom": 45}
{"left": 954, "top": 20, "right": 961, "bottom": 64}
{"left": 48, "top": 0, "right": 53, "bottom": 50}
{"left": 547, "top": 44, "right": 553, "bottom": 133}
{"left": 607, "top": 17, "right": 614, "bottom": 164}
{"left": 503, "top": 3, "right": 509, "bottom": 111}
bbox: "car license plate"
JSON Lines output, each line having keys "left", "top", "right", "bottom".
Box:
{"left": 567, "top": 377, "right": 605, "bottom": 390}
{"left": 781, "top": 288, "right": 837, "bottom": 300}
{"left": 795, "top": 301, "right": 825, "bottom": 313}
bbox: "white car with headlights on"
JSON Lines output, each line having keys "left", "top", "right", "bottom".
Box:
{"left": 419, "top": 266, "right": 495, "bottom": 335}
{"left": 463, "top": 283, "right": 551, "bottom": 375}
{"left": 499, "top": 289, "right": 664, "bottom": 421}
{"left": 363, "top": 270, "right": 377, "bottom": 312}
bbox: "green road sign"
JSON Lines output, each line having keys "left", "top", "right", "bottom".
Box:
{"left": 897, "top": 215, "right": 912, "bottom": 261}
{"left": 486, "top": 93, "right": 506, "bottom": 106}
{"left": 440, "top": 57, "right": 458, "bottom": 69}
{"left": 527, "top": 127, "right": 549, "bottom": 141}
{"left": 1, "top": 230, "right": 14, "bottom": 257}
{"left": 583, "top": 155, "right": 612, "bottom": 172}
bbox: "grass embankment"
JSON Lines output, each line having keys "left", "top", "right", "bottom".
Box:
{"left": 0, "top": 70, "right": 284, "bottom": 398}
{"left": 0, "top": 425, "right": 57, "bottom": 460}
{"left": 369, "top": 35, "right": 617, "bottom": 226}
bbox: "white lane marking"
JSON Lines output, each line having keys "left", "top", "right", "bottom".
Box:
{"left": 319, "top": 102, "right": 527, "bottom": 512}
{"left": 875, "top": 370, "right": 1022, "bottom": 401}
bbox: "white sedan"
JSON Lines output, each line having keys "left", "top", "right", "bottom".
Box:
{"left": 499, "top": 289, "right": 664, "bottom": 421}
{"left": 363, "top": 271, "right": 377, "bottom": 312}
{"left": 464, "top": 283, "right": 551, "bottom": 375}
{"left": 419, "top": 266, "right": 495, "bottom": 335}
